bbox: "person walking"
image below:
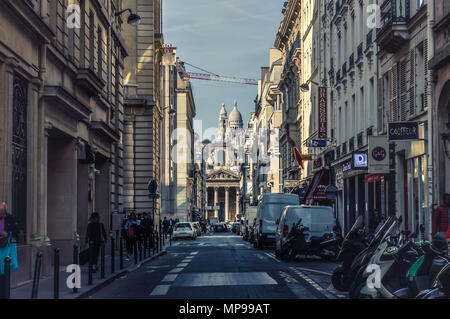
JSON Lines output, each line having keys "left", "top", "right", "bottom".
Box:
{"left": 0, "top": 202, "right": 18, "bottom": 298}
{"left": 162, "top": 217, "right": 170, "bottom": 239}
{"left": 85, "top": 212, "right": 107, "bottom": 272}
{"left": 123, "top": 212, "right": 137, "bottom": 261}
{"left": 433, "top": 194, "right": 450, "bottom": 240}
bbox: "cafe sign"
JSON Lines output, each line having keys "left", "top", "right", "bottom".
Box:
{"left": 388, "top": 122, "right": 419, "bottom": 141}
{"left": 368, "top": 135, "right": 390, "bottom": 174}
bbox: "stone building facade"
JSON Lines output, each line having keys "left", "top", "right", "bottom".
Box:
{"left": 0, "top": 0, "right": 128, "bottom": 285}
{"left": 122, "top": 0, "right": 163, "bottom": 224}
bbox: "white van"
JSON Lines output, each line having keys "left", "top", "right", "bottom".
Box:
{"left": 253, "top": 193, "right": 299, "bottom": 249}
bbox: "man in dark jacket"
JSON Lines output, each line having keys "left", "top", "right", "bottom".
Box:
{"left": 85, "top": 212, "right": 107, "bottom": 272}
{"left": 433, "top": 194, "right": 450, "bottom": 239}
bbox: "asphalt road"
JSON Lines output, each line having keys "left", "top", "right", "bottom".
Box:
{"left": 88, "top": 232, "right": 346, "bottom": 299}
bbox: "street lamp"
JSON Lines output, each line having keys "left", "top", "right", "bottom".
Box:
{"left": 300, "top": 80, "right": 332, "bottom": 92}
{"left": 115, "top": 8, "right": 141, "bottom": 26}
{"left": 441, "top": 122, "right": 450, "bottom": 160}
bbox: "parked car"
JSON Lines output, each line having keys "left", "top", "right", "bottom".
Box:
{"left": 253, "top": 193, "right": 299, "bottom": 249}
{"left": 191, "top": 222, "right": 202, "bottom": 236}
{"left": 243, "top": 206, "right": 258, "bottom": 241}
{"left": 214, "top": 223, "right": 228, "bottom": 232}
{"left": 172, "top": 222, "right": 196, "bottom": 240}
{"left": 275, "top": 205, "right": 337, "bottom": 259}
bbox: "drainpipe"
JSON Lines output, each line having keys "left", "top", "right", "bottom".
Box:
{"left": 425, "top": 0, "right": 435, "bottom": 241}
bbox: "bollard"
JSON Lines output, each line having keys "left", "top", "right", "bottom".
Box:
{"left": 156, "top": 230, "right": 159, "bottom": 253}
{"left": 73, "top": 244, "right": 79, "bottom": 293}
{"left": 143, "top": 235, "right": 147, "bottom": 259}
{"left": 152, "top": 231, "right": 155, "bottom": 255}
{"left": 88, "top": 241, "right": 93, "bottom": 285}
{"left": 3, "top": 257, "right": 11, "bottom": 299}
{"left": 53, "top": 248, "right": 60, "bottom": 299}
{"left": 159, "top": 230, "right": 163, "bottom": 251}
{"left": 139, "top": 238, "right": 143, "bottom": 261}
{"left": 133, "top": 239, "right": 138, "bottom": 265}
{"left": 100, "top": 243, "right": 105, "bottom": 279}
{"left": 111, "top": 237, "right": 115, "bottom": 274}
{"left": 31, "top": 252, "right": 42, "bottom": 299}
{"left": 119, "top": 236, "right": 124, "bottom": 270}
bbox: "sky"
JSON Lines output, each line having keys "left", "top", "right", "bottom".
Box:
{"left": 163, "top": 0, "right": 285, "bottom": 131}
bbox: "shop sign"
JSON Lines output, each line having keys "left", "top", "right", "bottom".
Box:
{"left": 342, "top": 161, "right": 352, "bottom": 172}
{"left": 284, "top": 180, "right": 300, "bottom": 187}
{"left": 368, "top": 136, "right": 390, "bottom": 174}
{"left": 353, "top": 152, "right": 368, "bottom": 170}
{"left": 318, "top": 87, "right": 327, "bottom": 139}
{"left": 388, "top": 122, "right": 419, "bottom": 141}
{"left": 313, "top": 157, "right": 323, "bottom": 170}
{"left": 306, "top": 139, "right": 327, "bottom": 148}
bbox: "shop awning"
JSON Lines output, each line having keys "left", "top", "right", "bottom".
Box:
{"left": 363, "top": 174, "right": 381, "bottom": 183}
{"left": 304, "top": 169, "right": 330, "bottom": 204}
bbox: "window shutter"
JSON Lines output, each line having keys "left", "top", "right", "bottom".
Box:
{"left": 390, "top": 64, "right": 398, "bottom": 122}
{"left": 399, "top": 59, "right": 407, "bottom": 121}
{"left": 377, "top": 77, "right": 383, "bottom": 133}
{"left": 409, "top": 49, "right": 415, "bottom": 117}
{"left": 423, "top": 39, "right": 428, "bottom": 110}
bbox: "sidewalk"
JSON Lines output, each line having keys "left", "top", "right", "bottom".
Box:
{"left": 11, "top": 238, "right": 171, "bottom": 299}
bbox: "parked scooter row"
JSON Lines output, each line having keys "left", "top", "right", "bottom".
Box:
{"left": 331, "top": 215, "right": 450, "bottom": 299}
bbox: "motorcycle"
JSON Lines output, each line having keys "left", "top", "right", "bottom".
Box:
{"left": 279, "top": 219, "right": 342, "bottom": 261}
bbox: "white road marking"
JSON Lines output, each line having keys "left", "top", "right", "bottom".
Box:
{"left": 292, "top": 266, "right": 332, "bottom": 276}
{"left": 264, "top": 252, "right": 281, "bottom": 263}
{"left": 162, "top": 274, "right": 179, "bottom": 282}
{"left": 177, "top": 262, "right": 189, "bottom": 267}
{"left": 172, "top": 272, "right": 277, "bottom": 287}
{"left": 190, "top": 251, "right": 199, "bottom": 255}
{"left": 149, "top": 284, "right": 171, "bottom": 296}
{"left": 169, "top": 267, "right": 185, "bottom": 273}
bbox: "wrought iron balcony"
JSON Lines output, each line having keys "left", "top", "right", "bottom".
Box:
{"left": 357, "top": 43, "right": 363, "bottom": 61}
{"left": 349, "top": 53, "right": 355, "bottom": 70}
{"left": 336, "top": 69, "right": 341, "bottom": 85}
{"left": 376, "top": 0, "right": 411, "bottom": 53}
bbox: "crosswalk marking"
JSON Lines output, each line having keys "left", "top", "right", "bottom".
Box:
{"left": 162, "top": 274, "right": 179, "bottom": 282}
{"left": 172, "top": 272, "right": 277, "bottom": 287}
{"left": 177, "top": 262, "right": 189, "bottom": 267}
{"left": 169, "top": 267, "right": 185, "bottom": 273}
{"left": 149, "top": 284, "right": 171, "bottom": 296}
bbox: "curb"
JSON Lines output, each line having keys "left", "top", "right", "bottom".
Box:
{"left": 76, "top": 249, "right": 168, "bottom": 299}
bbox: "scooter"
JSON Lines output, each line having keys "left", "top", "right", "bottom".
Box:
{"left": 355, "top": 232, "right": 422, "bottom": 299}
{"left": 279, "top": 220, "right": 341, "bottom": 261}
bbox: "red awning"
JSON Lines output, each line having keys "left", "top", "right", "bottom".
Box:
{"left": 304, "top": 169, "right": 330, "bottom": 204}
{"left": 363, "top": 174, "right": 381, "bottom": 183}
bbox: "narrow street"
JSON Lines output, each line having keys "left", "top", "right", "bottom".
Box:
{"left": 88, "top": 233, "right": 344, "bottom": 299}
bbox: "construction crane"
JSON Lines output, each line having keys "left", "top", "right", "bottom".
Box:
{"left": 180, "top": 61, "right": 258, "bottom": 86}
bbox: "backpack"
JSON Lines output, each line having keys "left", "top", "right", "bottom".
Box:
{"left": 126, "top": 224, "right": 134, "bottom": 238}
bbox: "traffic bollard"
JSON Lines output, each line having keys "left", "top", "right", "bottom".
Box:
{"left": 3, "top": 257, "right": 11, "bottom": 299}
{"left": 111, "top": 237, "right": 115, "bottom": 274}
{"left": 100, "top": 243, "right": 105, "bottom": 279}
{"left": 152, "top": 231, "right": 155, "bottom": 255}
{"left": 139, "top": 238, "right": 143, "bottom": 261}
{"left": 73, "top": 244, "right": 79, "bottom": 293}
{"left": 143, "top": 235, "right": 147, "bottom": 259}
{"left": 159, "top": 231, "right": 163, "bottom": 251}
{"left": 88, "top": 241, "right": 93, "bottom": 285}
{"left": 133, "top": 240, "right": 138, "bottom": 265}
{"left": 119, "top": 236, "right": 124, "bottom": 270}
{"left": 53, "top": 248, "right": 60, "bottom": 299}
{"left": 31, "top": 252, "right": 42, "bottom": 299}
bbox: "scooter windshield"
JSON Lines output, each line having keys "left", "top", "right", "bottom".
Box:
{"left": 345, "top": 215, "right": 364, "bottom": 240}
{"left": 368, "top": 216, "right": 398, "bottom": 249}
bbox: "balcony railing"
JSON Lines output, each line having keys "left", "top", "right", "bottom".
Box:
{"left": 377, "top": 0, "right": 410, "bottom": 37}
{"left": 336, "top": 69, "right": 341, "bottom": 84}
{"left": 366, "top": 30, "right": 373, "bottom": 49}
{"left": 357, "top": 132, "right": 363, "bottom": 148}
{"left": 342, "top": 62, "right": 347, "bottom": 77}
{"left": 357, "top": 43, "right": 363, "bottom": 61}
{"left": 349, "top": 53, "right": 355, "bottom": 70}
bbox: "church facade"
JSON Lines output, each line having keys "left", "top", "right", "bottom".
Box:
{"left": 205, "top": 101, "right": 245, "bottom": 222}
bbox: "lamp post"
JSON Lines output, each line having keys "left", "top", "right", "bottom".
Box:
{"left": 115, "top": 8, "right": 142, "bottom": 26}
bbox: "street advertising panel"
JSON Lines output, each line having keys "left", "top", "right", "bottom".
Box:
{"left": 318, "top": 87, "right": 327, "bottom": 139}
{"left": 368, "top": 135, "right": 390, "bottom": 174}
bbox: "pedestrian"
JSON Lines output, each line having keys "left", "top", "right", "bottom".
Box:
{"left": 0, "top": 202, "right": 18, "bottom": 298}
{"left": 85, "top": 212, "right": 107, "bottom": 272}
{"left": 162, "top": 217, "right": 170, "bottom": 239}
{"left": 433, "top": 194, "right": 450, "bottom": 240}
{"left": 123, "top": 212, "right": 137, "bottom": 261}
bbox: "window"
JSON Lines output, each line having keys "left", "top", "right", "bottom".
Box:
{"left": 89, "top": 11, "right": 95, "bottom": 69}
{"left": 97, "top": 27, "right": 103, "bottom": 77}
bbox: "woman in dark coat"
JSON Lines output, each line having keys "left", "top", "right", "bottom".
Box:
{"left": 85, "top": 212, "right": 107, "bottom": 272}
